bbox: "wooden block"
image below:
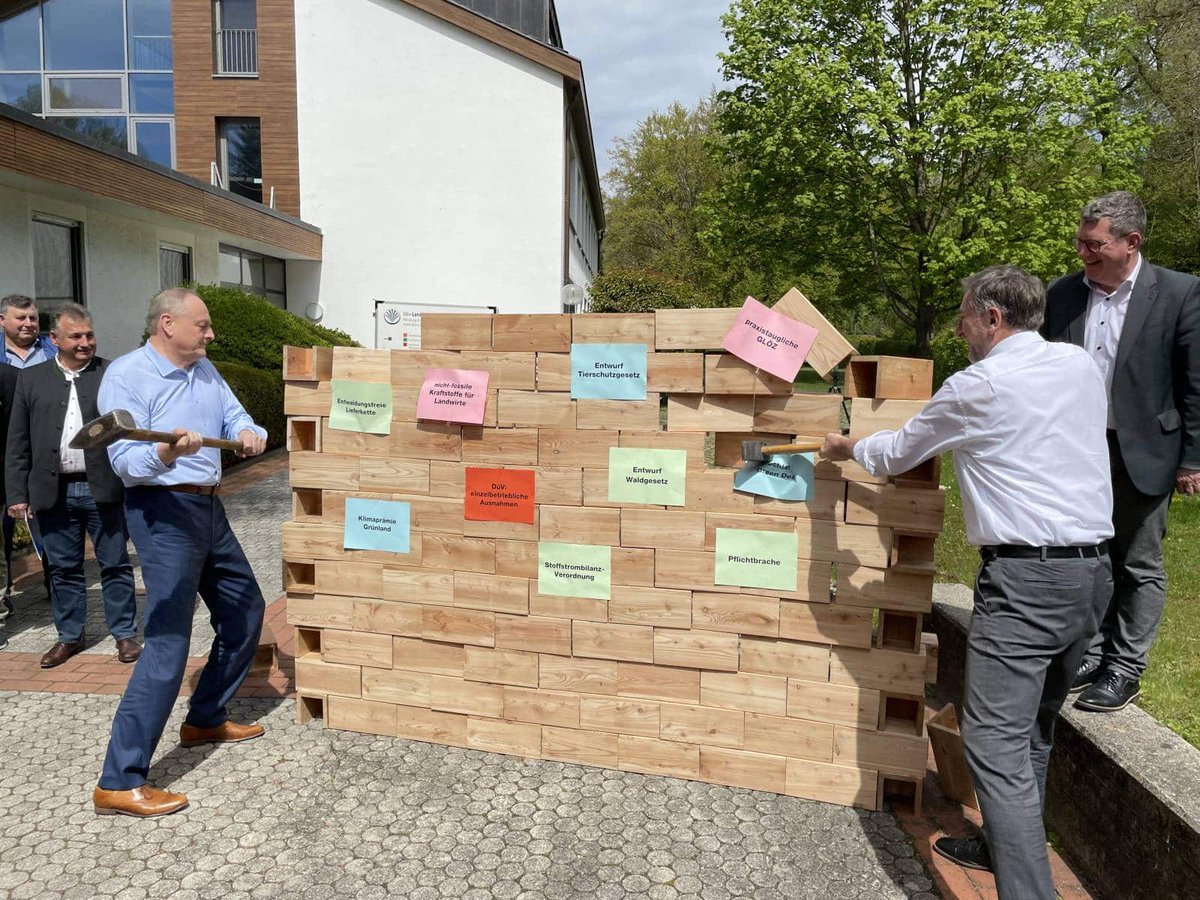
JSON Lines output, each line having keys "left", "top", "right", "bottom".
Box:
{"left": 358, "top": 457, "right": 432, "bottom": 494}
{"left": 814, "top": 456, "right": 887, "bottom": 485}
{"left": 654, "top": 550, "right": 832, "bottom": 604}
{"left": 647, "top": 353, "right": 705, "bottom": 393}
{"left": 492, "top": 314, "right": 570, "bottom": 351}
{"left": 326, "top": 493, "right": 462, "bottom": 534}
{"left": 797, "top": 520, "right": 892, "bottom": 568}
{"left": 497, "top": 391, "right": 576, "bottom": 429}
{"left": 608, "top": 585, "right": 692, "bottom": 629}
{"left": 290, "top": 452, "right": 360, "bottom": 490}
{"left": 389, "top": 349, "right": 464, "bottom": 387}
{"left": 845, "top": 356, "right": 933, "bottom": 401}
{"left": 468, "top": 718, "right": 542, "bottom": 757}
{"left": 540, "top": 505, "right": 621, "bottom": 545}
{"left": 620, "top": 510, "right": 706, "bottom": 551}
{"left": 880, "top": 693, "right": 926, "bottom": 735}
{"left": 283, "top": 345, "right": 333, "bottom": 381}
{"left": 876, "top": 611, "right": 923, "bottom": 653}
{"left": 880, "top": 774, "right": 924, "bottom": 816}
{"left": 659, "top": 702, "right": 744, "bottom": 748}
{"left": 503, "top": 686, "right": 580, "bottom": 728}
{"left": 331, "top": 346, "right": 391, "bottom": 382}
{"left": 422, "top": 606, "right": 495, "bottom": 647}
{"left": 421, "top": 535, "right": 496, "bottom": 574}
{"left": 317, "top": 424, "right": 391, "bottom": 457}
{"left": 576, "top": 396, "right": 661, "bottom": 431}
{"left": 542, "top": 726, "right": 619, "bottom": 768}
{"left": 461, "top": 426, "right": 540, "bottom": 466}
{"left": 744, "top": 712, "right": 834, "bottom": 762}
{"left": 580, "top": 468, "right": 656, "bottom": 510}
{"left": 539, "top": 654, "right": 618, "bottom": 694}
{"left": 848, "top": 398, "right": 928, "bottom": 440}
{"left": 667, "top": 395, "right": 753, "bottom": 431}
{"left": 845, "top": 482, "right": 946, "bottom": 533}
{"left": 464, "top": 646, "right": 539, "bottom": 687}
{"left": 704, "top": 354, "right": 793, "bottom": 394}
{"left": 892, "top": 532, "right": 937, "bottom": 575}
{"left": 284, "top": 521, "right": 422, "bottom": 566}
{"left": 922, "top": 633, "right": 940, "bottom": 684}
{"left": 295, "top": 694, "right": 324, "bottom": 725}
{"left": 612, "top": 547, "right": 656, "bottom": 587}
{"left": 534, "top": 467, "right": 584, "bottom": 505}
{"left": 617, "top": 662, "right": 700, "bottom": 703}
{"left": 284, "top": 560, "right": 316, "bottom": 594}
{"left": 829, "top": 646, "right": 927, "bottom": 695}
{"left": 699, "top": 746, "right": 787, "bottom": 793}
{"left": 893, "top": 453, "right": 942, "bottom": 489}
{"left": 286, "top": 417, "right": 322, "bottom": 453}
{"left": 292, "top": 487, "right": 323, "bottom": 521}
{"left": 573, "top": 621, "right": 654, "bottom": 664}
{"left": 495, "top": 613, "right": 572, "bottom": 655}
{"left": 580, "top": 696, "right": 661, "bottom": 737}
{"left": 420, "top": 313, "right": 493, "bottom": 350}
{"left": 287, "top": 595, "right": 355, "bottom": 630}
{"left": 571, "top": 313, "right": 655, "bottom": 344}
{"left": 326, "top": 696, "right": 398, "bottom": 737}
{"left": 772, "top": 287, "right": 856, "bottom": 378}
{"left": 686, "top": 471, "right": 755, "bottom": 514}
{"left": 752, "top": 478, "right": 845, "bottom": 522}
{"left": 352, "top": 600, "right": 423, "bottom": 637}
{"left": 618, "top": 431, "right": 707, "bottom": 468}
{"left": 691, "top": 592, "right": 779, "bottom": 637}
{"left": 387, "top": 423, "right": 463, "bottom": 462}
{"left": 832, "top": 726, "right": 928, "bottom": 777}
{"left": 700, "top": 672, "right": 787, "bottom": 715}
{"left": 788, "top": 678, "right": 881, "bottom": 729}
{"left": 392, "top": 637, "right": 465, "bottom": 677}
{"left": 703, "top": 512, "right": 794, "bottom": 549}
{"left": 296, "top": 657, "right": 360, "bottom": 697}
{"left": 361, "top": 667, "right": 432, "bottom": 706}
{"left": 322, "top": 629, "right": 394, "bottom": 668}
{"left": 430, "top": 674, "right": 504, "bottom": 717}
{"left": 534, "top": 352, "right": 570, "bottom": 391}
{"left": 284, "top": 380, "right": 332, "bottom": 416}
{"left": 395, "top": 707, "right": 469, "bottom": 748}
{"left": 494, "top": 540, "right": 537, "bottom": 579}
{"left": 712, "top": 432, "right": 790, "bottom": 468}
{"left": 927, "top": 703, "right": 979, "bottom": 809}
{"left": 462, "top": 502, "right": 540, "bottom": 542}
{"left": 653, "top": 308, "right": 738, "bottom": 351}
{"left": 382, "top": 566, "right": 454, "bottom": 606}
{"left": 779, "top": 600, "right": 873, "bottom": 648}
{"left": 837, "top": 566, "right": 934, "bottom": 614}
{"left": 739, "top": 637, "right": 830, "bottom": 681}
{"left": 618, "top": 735, "right": 700, "bottom": 779}
{"left": 538, "top": 429, "right": 618, "bottom": 467}
{"left": 784, "top": 758, "right": 878, "bottom": 809}
{"left": 753, "top": 393, "right": 842, "bottom": 434}
{"left": 529, "top": 589, "right": 608, "bottom": 622}
{"left": 453, "top": 572, "right": 529, "bottom": 614}
{"left": 295, "top": 627, "right": 322, "bottom": 657}
{"left": 456, "top": 351, "right": 537, "bottom": 390}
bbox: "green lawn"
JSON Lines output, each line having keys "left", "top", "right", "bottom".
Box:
{"left": 934, "top": 459, "right": 1200, "bottom": 748}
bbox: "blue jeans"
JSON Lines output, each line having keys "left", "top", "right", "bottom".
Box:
{"left": 99, "top": 488, "right": 265, "bottom": 790}
{"left": 39, "top": 480, "right": 136, "bottom": 644}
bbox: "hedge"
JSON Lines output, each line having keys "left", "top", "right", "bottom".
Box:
{"left": 588, "top": 268, "right": 716, "bottom": 313}
{"left": 212, "top": 360, "right": 286, "bottom": 466}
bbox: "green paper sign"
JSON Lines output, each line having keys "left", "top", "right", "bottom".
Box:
{"left": 538, "top": 541, "right": 612, "bottom": 600}
{"left": 714, "top": 528, "right": 798, "bottom": 592}
{"left": 329, "top": 380, "right": 393, "bottom": 435}
{"left": 607, "top": 447, "right": 687, "bottom": 506}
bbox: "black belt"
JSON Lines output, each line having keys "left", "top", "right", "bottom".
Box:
{"left": 980, "top": 543, "right": 1107, "bottom": 561}
{"left": 60, "top": 472, "right": 88, "bottom": 482}
{"left": 135, "top": 483, "right": 221, "bottom": 496}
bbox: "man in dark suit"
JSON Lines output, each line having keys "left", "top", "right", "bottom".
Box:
{"left": 1043, "top": 191, "right": 1200, "bottom": 712}
{"left": 5, "top": 303, "right": 139, "bottom": 668}
{"left": 0, "top": 363, "right": 16, "bottom": 649}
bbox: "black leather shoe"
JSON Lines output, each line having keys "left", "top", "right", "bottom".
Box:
{"left": 1075, "top": 670, "right": 1140, "bottom": 711}
{"left": 1069, "top": 658, "right": 1102, "bottom": 694}
{"left": 933, "top": 836, "right": 993, "bottom": 872}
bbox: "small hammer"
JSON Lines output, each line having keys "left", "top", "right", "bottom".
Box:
{"left": 741, "top": 438, "right": 824, "bottom": 463}
{"left": 70, "top": 409, "right": 245, "bottom": 453}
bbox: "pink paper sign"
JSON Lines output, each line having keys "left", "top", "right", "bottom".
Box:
{"left": 721, "top": 296, "right": 819, "bottom": 381}
{"left": 417, "top": 368, "right": 490, "bottom": 424}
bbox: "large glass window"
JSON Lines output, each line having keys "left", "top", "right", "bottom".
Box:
{"left": 43, "top": 0, "right": 126, "bottom": 71}
{"left": 132, "top": 118, "right": 171, "bottom": 166}
{"left": 0, "top": 5, "right": 40, "bottom": 71}
{"left": 32, "top": 216, "right": 84, "bottom": 325}
{"left": 48, "top": 116, "right": 128, "bottom": 150}
{"left": 159, "top": 243, "right": 191, "bottom": 289}
{"left": 0, "top": 73, "right": 41, "bottom": 112}
{"left": 127, "top": 0, "right": 172, "bottom": 70}
{"left": 47, "top": 76, "right": 124, "bottom": 112}
{"left": 219, "top": 117, "right": 262, "bottom": 203}
{"left": 130, "top": 73, "right": 172, "bottom": 113}
{"left": 219, "top": 244, "right": 285, "bottom": 308}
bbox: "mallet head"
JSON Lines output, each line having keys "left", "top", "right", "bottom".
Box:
{"left": 69, "top": 409, "right": 137, "bottom": 451}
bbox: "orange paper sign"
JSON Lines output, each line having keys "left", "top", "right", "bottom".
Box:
{"left": 464, "top": 468, "right": 535, "bottom": 524}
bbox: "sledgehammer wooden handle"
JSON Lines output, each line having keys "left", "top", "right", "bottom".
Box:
{"left": 124, "top": 428, "right": 245, "bottom": 453}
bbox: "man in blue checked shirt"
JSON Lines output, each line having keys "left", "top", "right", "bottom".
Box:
{"left": 92, "top": 287, "right": 268, "bottom": 819}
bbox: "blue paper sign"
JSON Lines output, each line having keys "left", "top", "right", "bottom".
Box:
{"left": 570, "top": 343, "right": 648, "bottom": 400}
{"left": 343, "top": 498, "right": 411, "bottom": 552}
{"left": 733, "top": 453, "right": 815, "bottom": 501}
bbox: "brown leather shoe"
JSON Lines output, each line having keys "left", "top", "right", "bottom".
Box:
{"left": 179, "top": 720, "right": 265, "bottom": 747}
{"left": 115, "top": 638, "right": 141, "bottom": 664}
{"left": 93, "top": 784, "right": 188, "bottom": 818}
{"left": 40, "top": 640, "right": 84, "bottom": 669}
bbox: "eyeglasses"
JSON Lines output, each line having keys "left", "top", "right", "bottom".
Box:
{"left": 1074, "top": 237, "right": 1115, "bottom": 253}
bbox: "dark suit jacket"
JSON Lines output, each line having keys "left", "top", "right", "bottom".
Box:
{"left": 1043, "top": 262, "right": 1200, "bottom": 496}
{"left": 4, "top": 357, "right": 124, "bottom": 512}
{"left": 0, "top": 365, "right": 18, "bottom": 511}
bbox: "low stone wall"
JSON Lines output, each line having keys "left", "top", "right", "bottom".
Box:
{"left": 930, "top": 583, "right": 1200, "bottom": 900}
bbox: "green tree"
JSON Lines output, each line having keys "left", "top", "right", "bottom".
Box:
{"left": 714, "top": 0, "right": 1151, "bottom": 353}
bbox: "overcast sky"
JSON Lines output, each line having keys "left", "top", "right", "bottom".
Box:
{"left": 554, "top": 0, "right": 733, "bottom": 181}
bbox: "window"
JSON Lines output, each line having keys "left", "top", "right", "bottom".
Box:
{"left": 0, "top": 74, "right": 41, "bottom": 112}
{"left": 31, "top": 215, "right": 84, "bottom": 328}
{"left": 127, "top": 0, "right": 172, "bottom": 71}
{"left": 50, "top": 116, "right": 128, "bottom": 150}
{"left": 214, "top": 0, "right": 257, "bottom": 75}
{"left": 129, "top": 73, "right": 172, "bottom": 113}
{"left": 218, "top": 117, "right": 262, "bottom": 202}
{"left": 43, "top": 0, "right": 126, "bottom": 71}
{"left": 219, "top": 244, "right": 285, "bottom": 307}
{"left": 132, "top": 119, "right": 172, "bottom": 167}
{"left": 159, "top": 243, "right": 191, "bottom": 290}
{"left": 46, "top": 76, "right": 124, "bottom": 111}
{"left": 0, "top": 5, "right": 40, "bottom": 71}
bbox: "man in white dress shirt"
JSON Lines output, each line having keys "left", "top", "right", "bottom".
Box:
{"left": 822, "top": 265, "right": 1113, "bottom": 900}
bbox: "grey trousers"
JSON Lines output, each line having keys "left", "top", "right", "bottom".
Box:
{"left": 1084, "top": 433, "right": 1172, "bottom": 679}
{"left": 962, "top": 552, "right": 1111, "bottom": 900}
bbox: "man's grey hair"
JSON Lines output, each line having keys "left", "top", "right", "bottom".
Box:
{"left": 146, "top": 287, "right": 200, "bottom": 335}
{"left": 961, "top": 264, "right": 1046, "bottom": 333}
{"left": 51, "top": 302, "right": 92, "bottom": 334}
{"left": 0, "top": 294, "right": 35, "bottom": 316}
{"left": 1081, "top": 191, "right": 1146, "bottom": 237}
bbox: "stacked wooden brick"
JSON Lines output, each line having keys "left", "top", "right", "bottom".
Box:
{"left": 281, "top": 303, "right": 944, "bottom": 811}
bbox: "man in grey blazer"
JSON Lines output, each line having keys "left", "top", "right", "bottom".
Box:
{"left": 1043, "top": 191, "right": 1200, "bottom": 712}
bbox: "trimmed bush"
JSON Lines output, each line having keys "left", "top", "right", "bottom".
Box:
{"left": 931, "top": 324, "right": 970, "bottom": 388}
{"left": 212, "top": 360, "right": 286, "bottom": 466}
{"left": 847, "top": 335, "right": 920, "bottom": 358}
{"left": 588, "top": 268, "right": 715, "bottom": 313}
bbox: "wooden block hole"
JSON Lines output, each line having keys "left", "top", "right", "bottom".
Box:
{"left": 292, "top": 488, "right": 323, "bottom": 520}
{"left": 284, "top": 560, "right": 316, "bottom": 594}
{"left": 296, "top": 694, "right": 325, "bottom": 725}
{"left": 891, "top": 533, "right": 936, "bottom": 574}
{"left": 283, "top": 346, "right": 316, "bottom": 381}
{"left": 295, "top": 627, "right": 322, "bottom": 658}
{"left": 879, "top": 694, "right": 925, "bottom": 736}
{"left": 876, "top": 611, "right": 922, "bottom": 653}
{"left": 892, "top": 455, "right": 940, "bottom": 488}
{"left": 880, "top": 774, "right": 923, "bottom": 817}
{"left": 844, "top": 359, "right": 879, "bottom": 398}
{"left": 249, "top": 642, "right": 279, "bottom": 677}
{"left": 287, "top": 417, "right": 321, "bottom": 453}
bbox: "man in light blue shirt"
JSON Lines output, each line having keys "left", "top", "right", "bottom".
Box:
{"left": 93, "top": 287, "right": 268, "bottom": 819}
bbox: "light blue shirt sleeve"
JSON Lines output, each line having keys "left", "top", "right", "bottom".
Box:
{"left": 97, "top": 362, "right": 173, "bottom": 481}
{"left": 852, "top": 378, "right": 970, "bottom": 476}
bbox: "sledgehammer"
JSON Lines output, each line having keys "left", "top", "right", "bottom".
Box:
{"left": 741, "top": 438, "right": 824, "bottom": 463}
{"left": 70, "top": 409, "right": 245, "bottom": 453}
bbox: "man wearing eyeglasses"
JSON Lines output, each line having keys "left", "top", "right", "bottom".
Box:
{"left": 1043, "top": 191, "right": 1200, "bottom": 713}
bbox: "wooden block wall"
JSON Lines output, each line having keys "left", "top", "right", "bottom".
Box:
{"left": 283, "top": 305, "right": 943, "bottom": 812}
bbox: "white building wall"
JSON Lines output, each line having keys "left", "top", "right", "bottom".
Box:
{"left": 293, "top": 0, "right": 569, "bottom": 345}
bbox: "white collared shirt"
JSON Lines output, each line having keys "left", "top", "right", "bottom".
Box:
{"left": 1084, "top": 254, "right": 1142, "bottom": 427}
{"left": 853, "top": 331, "right": 1113, "bottom": 547}
{"left": 56, "top": 357, "right": 87, "bottom": 474}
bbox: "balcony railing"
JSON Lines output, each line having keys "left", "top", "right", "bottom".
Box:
{"left": 216, "top": 28, "right": 258, "bottom": 75}
{"left": 130, "top": 35, "right": 172, "bottom": 70}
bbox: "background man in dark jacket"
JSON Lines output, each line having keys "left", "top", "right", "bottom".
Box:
{"left": 5, "top": 304, "right": 138, "bottom": 668}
